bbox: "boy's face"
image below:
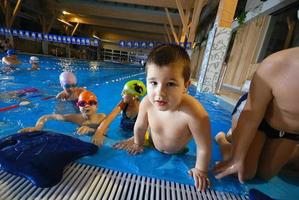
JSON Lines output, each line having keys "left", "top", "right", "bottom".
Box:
{"left": 78, "top": 100, "right": 98, "bottom": 116}
{"left": 146, "top": 63, "right": 190, "bottom": 111}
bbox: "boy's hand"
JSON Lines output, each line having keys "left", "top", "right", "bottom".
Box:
{"left": 77, "top": 126, "right": 94, "bottom": 135}
{"left": 188, "top": 168, "right": 210, "bottom": 191}
{"left": 113, "top": 137, "right": 144, "bottom": 155}
{"left": 18, "top": 127, "right": 41, "bottom": 133}
{"left": 92, "top": 133, "right": 105, "bottom": 147}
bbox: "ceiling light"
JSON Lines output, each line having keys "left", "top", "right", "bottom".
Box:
{"left": 62, "top": 10, "right": 71, "bottom": 15}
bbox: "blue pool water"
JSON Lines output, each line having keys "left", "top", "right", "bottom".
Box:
{"left": 1, "top": 54, "right": 298, "bottom": 199}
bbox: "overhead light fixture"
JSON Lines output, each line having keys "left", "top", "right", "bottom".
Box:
{"left": 57, "top": 18, "right": 73, "bottom": 27}
{"left": 62, "top": 10, "right": 71, "bottom": 15}
{"left": 92, "top": 35, "right": 101, "bottom": 40}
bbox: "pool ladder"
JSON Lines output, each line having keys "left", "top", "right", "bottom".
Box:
{"left": 0, "top": 163, "right": 248, "bottom": 200}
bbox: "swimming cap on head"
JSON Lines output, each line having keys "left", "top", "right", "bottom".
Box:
{"left": 122, "top": 80, "right": 146, "bottom": 98}
{"left": 59, "top": 72, "right": 77, "bottom": 85}
{"left": 29, "top": 56, "right": 39, "bottom": 64}
{"left": 6, "top": 49, "right": 16, "bottom": 56}
{"left": 78, "top": 91, "right": 97, "bottom": 102}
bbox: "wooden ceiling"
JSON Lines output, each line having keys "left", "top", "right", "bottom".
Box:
{"left": 4, "top": 0, "right": 213, "bottom": 45}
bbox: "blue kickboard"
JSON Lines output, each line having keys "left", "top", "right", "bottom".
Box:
{"left": 0, "top": 131, "right": 98, "bottom": 187}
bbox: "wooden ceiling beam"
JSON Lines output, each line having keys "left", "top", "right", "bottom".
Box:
{"left": 91, "top": 26, "right": 164, "bottom": 41}
{"left": 98, "top": 0, "right": 195, "bottom": 9}
{"left": 165, "top": 8, "right": 179, "bottom": 43}
{"left": 48, "top": 0, "right": 181, "bottom": 26}
{"left": 65, "top": 15, "right": 174, "bottom": 34}
{"left": 188, "top": 0, "right": 207, "bottom": 43}
{"left": 164, "top": 24, "right": 173, "bottom": 43}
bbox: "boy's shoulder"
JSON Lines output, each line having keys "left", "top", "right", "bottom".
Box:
{"left": 181, "top": 95, "right": 207, "bottom": 115}
{"left": 182, "top": 94, "right": 202, "bottom": 107}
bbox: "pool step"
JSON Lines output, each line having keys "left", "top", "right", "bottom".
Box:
{"left": 0, "top": 163, "right": 248, "bottom": 200}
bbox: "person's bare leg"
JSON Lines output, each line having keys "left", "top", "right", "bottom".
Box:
{"left": 242, "top": 130, "right": 266, "bottom": 180}
{"left": 226, "top": 116, "right": 238, "bottom": 143}
{"left": 226, "top": 129, "right": 233, "bottom": 142}
{"left": 284, "top": 145, "right": 299, "bottom": 171}
{"left": 258, "top": 138, "right": 297, "bottom": 180}
{"left": 215, "top": 131, "right": 232, "bottom": 161}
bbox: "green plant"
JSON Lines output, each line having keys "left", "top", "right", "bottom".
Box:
{"left": 237, "top": 11, "right": 247, "bottom": 25}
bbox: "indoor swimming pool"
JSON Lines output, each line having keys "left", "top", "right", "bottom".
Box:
{"left": 0, "top": 54, "right": 298, "bottom": 199}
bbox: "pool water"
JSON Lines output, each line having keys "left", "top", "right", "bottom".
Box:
{"left": 1, "top": 54, "right": 298, "bottom": 199}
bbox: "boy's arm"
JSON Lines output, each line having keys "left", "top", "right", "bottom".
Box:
{"left": 187, "top": 99, "right": 211, "bottom": 191}
{"left": 92, "top": 101, "right": 124, "bottom": 146}
{"left": 35, "top": 114, "right": 65, "bottom": 129}
{"left": 133, "top": 97, "right": 149, "bottom": 147}
{"left": 19, "top": 114, "right": 65, "bottom": 133}
{"left": 113, "top": 97, "right": 149, "bottom": 154}
{"left": 189, "top": 102, "right": 211, "bottom": 172}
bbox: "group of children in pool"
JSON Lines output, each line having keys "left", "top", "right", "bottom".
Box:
{"left": 17, "top": 44, "right": 211, "bottom": 191}
{"left": 7, "top": 44, "right": 299, "bottom": 193}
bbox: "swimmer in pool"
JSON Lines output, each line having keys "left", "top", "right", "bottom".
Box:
{"left": 1, "top": 49, "right": 21, "bottom": 70}
{"left": 92, "top": 80, "right": 146, "bottom": 145}
{"left": 19, "top": 91, "right": 106, "bottom": 135}
{"left": 56, "top": 71, "right": 85, "bottom": 101}
{"left": 29, "top": 56, "right": 40, "bottom": 70}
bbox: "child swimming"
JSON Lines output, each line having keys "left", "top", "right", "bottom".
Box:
{"left": 29, "top": 56, "right": 40, "bottom": 70}
{"left": 92, "top": 80, "right": 146, "bottom": 145}
{"left": 1, "top": 49, "right": 21, "bottom": 72}
{"left": 56, "top": 71, "right": 85, "bottom": 101}
{"left": 19, "top": 91, "right": 106, "bottom": 135}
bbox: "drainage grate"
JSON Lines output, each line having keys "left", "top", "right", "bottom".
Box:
{"left": 0, "top": 163, "right": 248, "bottom": 200}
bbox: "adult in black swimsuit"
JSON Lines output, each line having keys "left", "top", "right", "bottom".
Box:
{"left": 214, "top": 47, "right": 299, "bottom": 182}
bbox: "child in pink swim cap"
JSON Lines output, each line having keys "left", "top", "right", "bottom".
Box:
{"left": 56, "top": 71, "right": 85, "bottom": 101}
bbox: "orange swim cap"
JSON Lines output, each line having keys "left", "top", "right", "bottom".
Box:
{"left": 78, "top": 91, "right": 97, "bottom": 102}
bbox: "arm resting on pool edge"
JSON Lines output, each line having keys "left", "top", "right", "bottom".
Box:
{"left": 92, "top": 101, "right": 125, "bottom": 146}
{"left": 18, "top": 114, "right": 65, "bottom": 133}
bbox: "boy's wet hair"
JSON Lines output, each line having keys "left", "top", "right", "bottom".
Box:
{"left": 146, "top": 44, "right": 191, "bottom": 82}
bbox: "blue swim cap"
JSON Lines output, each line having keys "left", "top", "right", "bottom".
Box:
{"left": 6, "top": 49, "right": 16, "bottom": 56}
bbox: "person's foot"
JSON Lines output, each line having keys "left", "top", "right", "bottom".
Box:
{"left": 215, "top": 132, "right": 228, "bottom": 144}
{"left": 215, "top": 131, "right": 232, "bottom": 161}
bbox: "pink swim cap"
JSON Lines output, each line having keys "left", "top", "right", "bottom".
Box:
{"left": 59, "top": 72, "right": 77, "bottom": 85}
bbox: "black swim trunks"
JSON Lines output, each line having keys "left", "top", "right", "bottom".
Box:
{"left": 232, "top": 93, "right": 248, "bottom": 118}
{"left": 258, "top": 119, "right": 299, "bottom": 141}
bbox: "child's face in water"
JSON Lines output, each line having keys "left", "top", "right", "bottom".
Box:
{"left": 146, "top": 63, "right": 189, "bottom": 111}
{"left": 79, "top": 102, "right": 98, "bottom": 116}
{"left": 121, "top": 91, "right": 135, "bottom": 103}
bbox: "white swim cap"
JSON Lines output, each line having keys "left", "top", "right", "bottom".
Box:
{"left": 59, "top": 71, "right": 77, "bottom": 85}
{"left": 29, "top": 56, "right": 39, "bottom": 64}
